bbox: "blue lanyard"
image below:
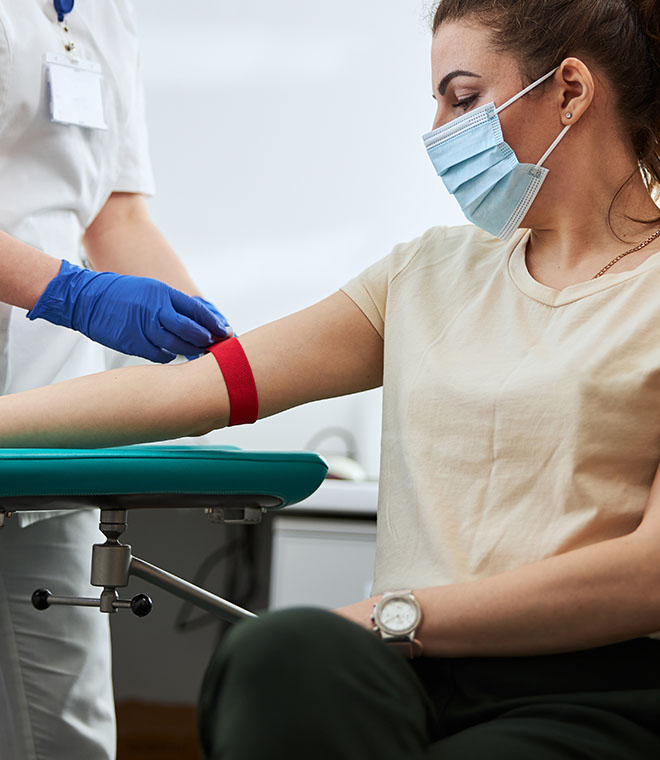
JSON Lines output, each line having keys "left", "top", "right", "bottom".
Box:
{"left": 53, "top": 0, "right": 74, "bottom": 23}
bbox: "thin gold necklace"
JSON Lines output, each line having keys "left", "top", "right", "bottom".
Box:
{"left": 592, "top": 227, "right": 660, "bottom": 279}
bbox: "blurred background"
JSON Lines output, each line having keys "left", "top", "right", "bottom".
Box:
{"left": 114, "top": 2, "right": 467, "bottom": 756}
{"left": 136, "top": 0, "right": 466, "bottom": 477}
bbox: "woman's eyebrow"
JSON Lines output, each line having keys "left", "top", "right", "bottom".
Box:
{"left": 437, "top": 70, "right": 482, "bottom": 96}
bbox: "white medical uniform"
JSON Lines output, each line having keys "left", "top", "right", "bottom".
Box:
{"left": 0, "top": 2, "right": 155, "bottom": 758}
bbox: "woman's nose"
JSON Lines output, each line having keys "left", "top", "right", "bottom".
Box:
{"left": 431, "top": 105, "right": 450, "bottom": 131}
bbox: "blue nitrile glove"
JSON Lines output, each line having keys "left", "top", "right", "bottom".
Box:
{"left": 184, "top": 297, "right": 236, "bottom": 360}
{"left": 196, "top": 297, "right": 234, "bottom": 337}
{"left": 27, "top": 259, "right": 232, "bottom": 363}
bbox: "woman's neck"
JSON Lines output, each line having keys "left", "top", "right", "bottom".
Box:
{"left": 525, "top": 172, "right": 660, "bottom": 289}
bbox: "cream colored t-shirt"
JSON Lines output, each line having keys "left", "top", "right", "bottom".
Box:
{"left": 341, "top": 224, "right": 660, "bottom": 597}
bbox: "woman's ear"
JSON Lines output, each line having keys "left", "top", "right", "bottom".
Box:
{"left": 555, "top": 57, "right": 595, "bottom": 126}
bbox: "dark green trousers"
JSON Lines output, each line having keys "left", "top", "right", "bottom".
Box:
{"left": 198, "top": 608, "right": 660, "bottom": 759}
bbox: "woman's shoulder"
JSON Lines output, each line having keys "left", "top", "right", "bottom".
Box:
{"left": 341, "top": 224, "right": 513, "bottom": 338}
{"left": 388, "top": 223, "right": 509, "bottom": 283}
{"left": 345, "top": 224, "right": 510, "bottom": 292}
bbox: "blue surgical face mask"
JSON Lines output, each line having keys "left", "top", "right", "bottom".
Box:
{"left": 422, "top": 68, "right": 571, "bottom": 241}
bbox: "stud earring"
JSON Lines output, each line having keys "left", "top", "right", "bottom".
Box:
{"left": 565, "top": 112, "right": 573, "bottom": 119}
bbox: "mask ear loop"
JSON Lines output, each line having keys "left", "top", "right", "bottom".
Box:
{"left": 492, "top": 65, "right": 571, "bottom": 169}
{"left": 535, "top": 123, "right": 572, "bottom": 168}
{"left": 495, "top": 67, "right": 559, "bottom": 114}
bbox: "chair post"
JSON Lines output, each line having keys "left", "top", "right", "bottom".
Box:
{"left": 32, "top": 505, "right": 257, "bottom": 622}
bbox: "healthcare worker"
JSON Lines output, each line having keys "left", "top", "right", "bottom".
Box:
{"left": 0, "top": 2, "right": 231, "bottom": 759}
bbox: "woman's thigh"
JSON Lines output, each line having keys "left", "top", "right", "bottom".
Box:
{"left": 200, "top": 609, "right": 660, "bottom": 759}
{"left": 428, "top": 701, "right": 660, "bottom": 759}
{"left": 199, "top": 607, "right": 440, "bottom": 760}
{"left": 417, "top": 639, "right": 660, "bottom": 760}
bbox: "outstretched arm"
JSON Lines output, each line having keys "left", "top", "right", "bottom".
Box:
{"left": 0, "top": 291, "right": 382, "bottom": 449}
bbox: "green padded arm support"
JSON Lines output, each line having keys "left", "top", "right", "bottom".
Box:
{"left": 0, "top": 445, "right": 328, "bottom": 511}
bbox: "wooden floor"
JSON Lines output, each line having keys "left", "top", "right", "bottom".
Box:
{"left": 116, "top": 701, "right": 201, "bottom": 760}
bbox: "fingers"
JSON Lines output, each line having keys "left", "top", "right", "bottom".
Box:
{"left": 183, "top": 330, "right": 234, "bottom": 361}
{"left": 135, "top": 343, "right": 177, "bottom": 364}
{"left": 152, "top": 319, "right": 214, "bottom": 358}
{"left": 170, "top": 290, "right": 232, "bottom": 340}
{"left": 195, "top": 296, "right": 231, "bottom": 329}
{"left": 157, "top": 305, "right": 219, "bottom": 350}
{"left": 148, "top": 291, "right": 233, "bottom": 360}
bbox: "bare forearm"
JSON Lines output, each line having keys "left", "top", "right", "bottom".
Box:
{"left": 417, "top": 531, "right": 660, "bottom": 656}
{"left": 83, "top": 193, "right": 202, "bottom": 296}
{"left": 0, "top": 230, "right": 61, "bottom": 310}
{"left": 339, "top": 531, "right": 660, "bottom": 657}
{"left": 0, "top": 355, "right": 228, "bottom": 449}
{"left": 0, "top": 292, "right": 383, "bottom": 449}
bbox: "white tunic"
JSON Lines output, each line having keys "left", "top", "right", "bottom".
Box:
{"left": 0, "top": 5, "right": 154, "bottom": 758}
{"left": 0, "top": 0, "right": 155, "bottom": 398}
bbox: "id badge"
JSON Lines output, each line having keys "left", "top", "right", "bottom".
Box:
{"left": 45, "top": 52, "right": 108, "bottom": 130}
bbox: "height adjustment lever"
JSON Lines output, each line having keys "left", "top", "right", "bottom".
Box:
{"left": 32, "top": 588, "right": 153, "bottom": 616}
{"left": 30, "top": 507, "right": 256, "bottom": 624}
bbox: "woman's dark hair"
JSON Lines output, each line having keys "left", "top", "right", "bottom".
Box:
{"left": 432, "top": 0, "right": 660, "bottom": 226}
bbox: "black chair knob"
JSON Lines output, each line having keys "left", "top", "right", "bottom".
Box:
{"left": 32, "top": 588, "right": 52, "bottom": 611}
{"left": 130, "top": 593, "right": 153, "bottom": 617}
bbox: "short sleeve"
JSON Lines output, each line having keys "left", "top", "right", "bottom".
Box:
{"left": 113, "top": 24, "right": 156, "bottom": 196}
{"left": 340, "top": 228, "right": 445, "bottom": 338}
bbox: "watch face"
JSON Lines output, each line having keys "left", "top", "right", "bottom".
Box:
{"left": 379, "top": 596, "right": 419, "bottom": 635}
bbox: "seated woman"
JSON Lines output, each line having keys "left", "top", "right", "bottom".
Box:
{"left": 2, "top": 0, "right": 660, "bottom": 757}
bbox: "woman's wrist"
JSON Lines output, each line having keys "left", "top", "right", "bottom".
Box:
{"left": 333, "top": 595, "right": 380, "bottom": 632}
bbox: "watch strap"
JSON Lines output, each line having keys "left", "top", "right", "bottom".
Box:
{"left": 386, "top": 638, "right": 424, "bottom": 659}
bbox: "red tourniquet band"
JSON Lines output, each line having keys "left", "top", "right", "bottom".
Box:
{"left": 209, "top": 338, "right": 259, "bottom": 426}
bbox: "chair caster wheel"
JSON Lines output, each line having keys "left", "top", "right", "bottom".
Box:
{"left": 32, "top": 588, "right": 52, "bottom": 611}
{"left": 130, "top": 593, "right": 153, "bottom": 617}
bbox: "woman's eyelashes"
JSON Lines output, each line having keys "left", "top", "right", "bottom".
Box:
{"left": 453, "top": 93, "right": 479, "bottom": 111}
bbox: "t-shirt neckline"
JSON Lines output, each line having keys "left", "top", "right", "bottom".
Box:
{"left": 507, "top": 229, "right": 660, "bottom": 307}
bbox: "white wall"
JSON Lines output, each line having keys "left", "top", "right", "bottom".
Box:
{"left": 133, "top": 0, "right": 467, "bottom": 477}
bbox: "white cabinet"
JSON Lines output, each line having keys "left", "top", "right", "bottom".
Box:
{"left": 269, "top": 481, "right": 378, "bottom": 610}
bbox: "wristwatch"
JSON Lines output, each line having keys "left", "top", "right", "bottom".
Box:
{"left": 371, "top": 590, "right": 423, "bottom": 658}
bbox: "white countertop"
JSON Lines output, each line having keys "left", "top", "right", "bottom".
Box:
{"left": 285, "top": 479, "right": 378, "bottom": 516}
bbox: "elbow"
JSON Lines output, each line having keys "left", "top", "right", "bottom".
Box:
{"left": 626, "top": 529, "right": 660, "bottom": 634}
{"left": 188, "top": 423, "right": 218, "bottom": 438}
{"left": 186, "top": 411, "right": 229, "bottom": 438}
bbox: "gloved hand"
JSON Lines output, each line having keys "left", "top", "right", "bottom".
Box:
{"left": 184, "top": 297, "right": 235, "bottom": 360}
{"left": 27, "top": 259, "right": 232, "bottom": 363}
